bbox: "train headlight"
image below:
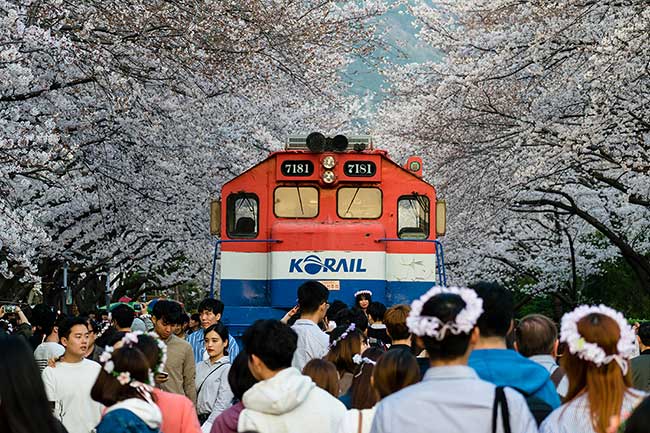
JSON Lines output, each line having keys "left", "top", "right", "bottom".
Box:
{"left": 322, "top": 170, "right": 336, "bottom": 184}
{"left": 322, "top": 155, "right": 336, "bottom": 169}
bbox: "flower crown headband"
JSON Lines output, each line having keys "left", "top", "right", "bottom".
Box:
{"left": 407, "top": 286, "right": 484, "bottom": 340}
{"left": 352, "top": 353, "right": 376, "bottom": 377}
{"left": 354, "top": 290, "right": 373, "bottom": 298}
{"left": 99, "top": 332, "right": 166, "bottom": 386}
{"left": 330, "top": 322, "right": 356, "bottom": 349}
{"left": 560, "top": 305, "right": 636, "bottom": 375}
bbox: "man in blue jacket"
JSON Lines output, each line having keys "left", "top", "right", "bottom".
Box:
{"left": 468, "top": 281, "right": 561, "bottom": 412}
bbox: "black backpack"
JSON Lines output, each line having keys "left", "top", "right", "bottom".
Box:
{"left": 492, "top": 385, "right": 553, "bottom": 432}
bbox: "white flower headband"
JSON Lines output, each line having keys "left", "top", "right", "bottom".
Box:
{"left": 407, "top": 286, "right": 484, "bottom": 340}
{"left": 329, "top": 323, "right": 357, "bottom": 349}
{"left": 352, "top": 353, "right": 376, "bottom": 377}
{"left": 99, "top": 332, "right": 165, "bottom": 386}
{"left": 354, "top": 290, "right": 373, "bottom": 298}
{"left": 560, "top": 305, "right": 636, "bottom": 375}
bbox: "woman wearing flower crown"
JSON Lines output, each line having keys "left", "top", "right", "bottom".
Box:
{"left": 354, "top": 290, "right": 373, "bottom": 315}
{"left": 539, "top": 305, "right": 646, "bottom": 433}
{"left": 325, "top": 322, "right": 369, "bottom": 408}
{"left": 91, "top": 339, "right": 162, "bottom": 433}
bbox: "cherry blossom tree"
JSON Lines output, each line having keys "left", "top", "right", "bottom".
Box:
{"left": 375, "top": 0, "right": 650, "bottom": 300}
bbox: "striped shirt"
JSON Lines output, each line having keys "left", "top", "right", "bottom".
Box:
{"left": 187, "top": 328, "right": 240, "bottom": 364}
{"left": 540, "top": 390, "right": 647, "bottom": 433}
{"left": 34, "top": 342, "right": 65, "bottom": 372}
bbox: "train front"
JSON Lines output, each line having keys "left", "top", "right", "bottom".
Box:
{"left": 213, "top": 133, "right": 446, "bottom": 334}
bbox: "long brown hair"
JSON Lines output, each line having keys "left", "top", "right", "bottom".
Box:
{"left": 561, "top": 313, "right": 633, "bottom": 433}
{"left": 325, "top": 325, "right": 363, "bottom": 375}
{"left": 302, "top": 359, "right": 339, "bottom": 397}
{"left": 372, "top": 349, "right": 420, "bottom": 399}
{"left": 350, "top": 347, "right": 384, "bottom": 409}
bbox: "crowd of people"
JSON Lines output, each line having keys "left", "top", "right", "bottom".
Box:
{"left": 2, "top": 281, "right": 650, "bottom": 433}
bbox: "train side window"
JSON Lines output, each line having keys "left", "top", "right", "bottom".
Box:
{"left": 227, "top": 193, "right": 259, "bottom": 238}
{"left": 274, "top": 187, "right": 319, "bottom": 218}
{"left": 397, "top": 195, "right": 429, "bottom": 239}
{"left": 337, "top": 187, "right": 382, "bottom": 219}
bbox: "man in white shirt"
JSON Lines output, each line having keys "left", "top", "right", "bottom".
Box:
{"left": 291, "top": 281, "right": 330, "bottom": 371}
{"left": 42, "top": 316, "right": 103, "bottom": 433}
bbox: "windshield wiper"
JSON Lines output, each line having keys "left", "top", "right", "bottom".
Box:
{"left": 344, "top": 187, "right": 361, "bottom": 216}
{"left": 296, "top": 186, "right": 304, "bottom": 215}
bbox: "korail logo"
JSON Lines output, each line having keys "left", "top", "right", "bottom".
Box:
{"left": 289, "top": 255, "right": 367, "bottom": 275}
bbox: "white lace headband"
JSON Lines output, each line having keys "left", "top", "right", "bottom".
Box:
{"left": 407, "top": 286, "right": 483, "bottom": 340}
{"left": 354, "top": 290, "right": 372, "bottom": 298}
{"left": 560, "top": 305, "right": 636, "bottom": 375}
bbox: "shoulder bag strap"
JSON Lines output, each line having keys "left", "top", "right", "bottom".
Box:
{"left": 492, "top": 386, "right": 512, "bottom": 433}
{"left": 197, "top": 362, "right": 227, "bottom": 398}
{"left": 358, "top": 410, "right": 363, "bottom": 433}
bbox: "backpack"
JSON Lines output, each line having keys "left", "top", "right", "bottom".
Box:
{"left": 492, "top": 385, "right": 553, "bottom": 431}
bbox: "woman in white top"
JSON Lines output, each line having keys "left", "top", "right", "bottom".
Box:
{"left": 195, "top": 322, "right": 233, "bottom": 431}
{"left": 540, "top": 305, "right": 646, "bottom": 433}
{"left": 337, "top": 348, "right": 420, "bottom": 433}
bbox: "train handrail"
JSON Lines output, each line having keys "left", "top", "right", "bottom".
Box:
{"left": 209, "top": 239, "right": 282, "bottom": 299}
{"left": 375, "top": 238, "right": 447, "bottom": 287}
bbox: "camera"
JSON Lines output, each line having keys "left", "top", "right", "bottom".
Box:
{"left": 4, "top": 305, "right": 17, "bottom": 313}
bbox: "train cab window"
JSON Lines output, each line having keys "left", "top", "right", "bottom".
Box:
{"left": 337, "top": 187, "right": 382, "bottom": 219}
{"left": 398, "top": 195, "right": 430, "bottom": 239}
{"left": 227, "top": 193, "right": 259, "bottom": 238}
{"left": 274, "top": 187, "right": 319, "bottom": 218}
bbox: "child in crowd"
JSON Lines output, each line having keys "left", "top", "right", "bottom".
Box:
{"left": 196, "top": 323, "right": 233, "bottom": 431}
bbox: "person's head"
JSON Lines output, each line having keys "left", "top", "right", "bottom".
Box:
{"left": 384, "top": 304, "right": 411, "bottom": 342}
{"left": 328, "top": 300, "right": 348, "bottom": 322}
{"left": 302, "top": 359, "right": 339, "bottom": 397}
{"left": 560, "top": 306, "right": 635, "bottom": 433}
{"left": 174, "top": 313, "right": 190, "bottom": 336}
{"left": 59, "top": 316, "right": 91, "bottom": 358}
{"left": 131, "top": 333, "right": 166, "bottom": 375}
{"left": 354, "top": 290, "right": 372, "bottom": 310}
{"left": 0, "top": 335, "right": 63, "bottom": 433}
{"left": 86, "top": 318, "right": 101, "bottom": 349}
{"left": 372, "top": 348, "right": 420, "bottom": 399}
{"left": 36, "top": 307, "right": 58, "bottom": 339}
{"left": 637, "top": 323, "right": 650, "bottom": 350}
{"left": 351, "top": 347, "right": 384, "bottom": 409}
{"left": 514, "top": 314, "right": 558, "bottom": 357}
{"left": 367, "top": 302, "right": 387, "bottom": 325}
{"left": 111, "top": 304, "right": 135, "bottom": 330}
{"left": 325, "top": 323, "right": 366, "bottom": 374}
{"left": 228, "top": 351, "right": 258, "bottom": 402}
{"left": 190, "top": 313, "right": 200, "bottom": 330}
{"left": 412, "top": 289, "right": 481, "bottom": 363}
{"left": 91, "top": 344, "right": 152, "bottom": 406}
{"left": 100, "top": 310, "right": 110, "bottom": 322}
{"left": 198, "top": 298, "right": 225, "bottom": 329}
{"left": 469, "top": 281, "right": 514, "bottom": 339}
{"left": 350, "top": 308, "right": 369, "bottom": 334}
{"left": 243, "top": 319, "right": 297, "bottom": 380}
{"left": 152, "top": 300, "right": 183, "bottom": 339}
{"left": 624, "top": 396, "right": 650, "bottom": 433}
{"left": 204, "top": 322, "right": 229, "bottom": 359}
{"left": 297, "top": 281, "right": 329, "bottom": 319}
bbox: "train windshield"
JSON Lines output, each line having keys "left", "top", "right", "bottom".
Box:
{"left": 398, "top": 195, "right": 430, "bottom": 239}
{"left": 274, "top": 187, "right": 319, "bottom": 218}
{"left": 337, "top": 187, "right": 382, "bottom": 219}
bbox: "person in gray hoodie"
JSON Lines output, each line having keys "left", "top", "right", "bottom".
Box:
{"left": 238, "top": 319, "right": 346, "bottom": 433}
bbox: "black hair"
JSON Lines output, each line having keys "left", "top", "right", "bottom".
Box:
{"left": 297, "top": 281, "right": 329, "bottom": 314}
{"left": 469, "top": 281, "right": 514, "bottom": 338}
{"left": 179, "top": 313, "right": 190, "bottom": 325}
{"left": 328, "top": 300, "right": 348, "bottom": 320}
{"left": 133, "top": 333, "right": 162, "bottom": 371}
{"left": 87, "top": 319, "right": 102, "bottom": 334}
{"left": 367, "top": 302, "right": 387, "bottom": 323}
{"left": 58, "top": 316, "right": 90, "bottom": 339}
{"left": 0, "top": 335, "right": 63, "bottom": 433}
{"left": 198, "top": 298, "right": 225, "bottom": 316}
{"left": 152, "top": 300, "right": 183, "bottom": 325}
{"left": 204, "top": 322, "right": 230, "bottom": 356}
{"left": 242, "top": 319, "right": 297, "bottom": 371}
{"left": 355, "top": 292, "right": 372, "bottom": 308}
{"left": 191, "top": 313, "right": 200, "bottom": 322}
{"left": 638, "top": 323, "right": 650, "bottom": 347}
{"left": 110, "top": 304, "right": 135, "bottom": 329}
{"left": 420, "top": 293, "right": 473, "bottom": 360}
{"left": 228, "top": 351, "right": 258, "bottom": 402}
{"left": 351, "top": 308, "right": 369, "bottom": 333}
{"left": 625, "top": 396, "right": 650, "bottom": 433}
